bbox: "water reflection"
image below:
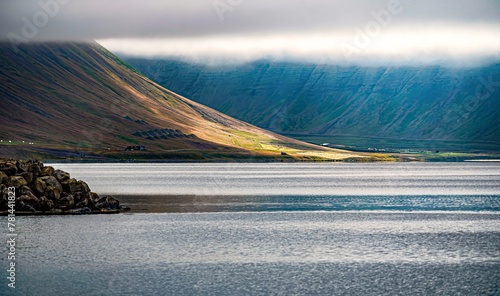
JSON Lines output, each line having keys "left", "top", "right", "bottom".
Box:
{"left": 115, "top": 194, "right": 500, "bottom": 213}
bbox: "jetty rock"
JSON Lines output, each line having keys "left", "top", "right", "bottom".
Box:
{"left": 0, "top": 159, "right": 128, "bottom": 215}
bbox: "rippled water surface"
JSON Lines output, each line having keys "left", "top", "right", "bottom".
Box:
{"left": 51, "top": 162, "right": 500, "bottom": 212}
{"left": 1, "top": 163, "right": 499, "bottom": 295}
{"left": 5, "top": 212, "right": 500, "bottom": 295}
{"left": 52, "top": 162, "right": 500, "bottom": 196}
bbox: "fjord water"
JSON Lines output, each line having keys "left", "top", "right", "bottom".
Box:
{"left": 53, "top": 162, "right": 500, "bottom": 212}
{"left": 4, "top": 163, "right": 500, "bottom": 295}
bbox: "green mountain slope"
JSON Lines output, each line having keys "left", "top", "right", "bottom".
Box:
{"left": 125, "top": 59, "right": 500, "bottom": 151}
{"left": 0, "top": 42, "right": 367, "bottom": 161}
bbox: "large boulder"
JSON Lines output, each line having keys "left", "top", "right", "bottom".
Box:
{"left": 63, "top": 178, "right": 90, "bottom": 194}
{"left": 18, "top": 194, "right": 40, "bottom": 207}
{"left": 33, "top": 178, "right": 47, "bottom": 195}
{"left": 96, "top": 195, "right": 120, "bottom": 210}
{"left": 38, "top": 196, "right": 54, "bottom": 210}
{"left": 17, "top": 186, "right": 39, "bottom": 206}
{"left": 54, "top": 169, "right": 70, "bottom": 183}
{"left": 41, "top": 166, "right": 55, "bottom": 177}
{"left": 16, "top": 160, "right": 31, "bottom": 173}
{"left": 0, "top": 161, "right": 17, "bottom": 176}
{"left": 76, "top": 196, "right": 97, "bottom": 210}
{"left": 40, "top": 176, "right": 62, "bottom": 193}
{"left": 45, "top": 185, "right": 61, "bottom": 200}
{"left": 73, "top": 191, "right": 90, "bottom": 204}
{"left": 89, "top": 192, "right": 100, "bottom": 202}
{"left": 79, "top": 181, "right": 90, "bottom": 193}
{"left": 0, "top": 171, "right": 8, "bottom": 185}
{"left": 9, "top": 176, "right": 27, "bottom": 189}
{"left": 20, "top": 172, "right": 34, "bottom": 185}
{"left": 59, "top": 195, "right": 75, "bottom": 208}
{"left": 19, "top": 185, "right": 34, "bottom": 196}
{"left": 28, "top": 162, "right": 42, "bottom": 179}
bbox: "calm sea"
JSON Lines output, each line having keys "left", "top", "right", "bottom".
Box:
{"left": 2, "top": 163, "right": 499, "bottom": 295}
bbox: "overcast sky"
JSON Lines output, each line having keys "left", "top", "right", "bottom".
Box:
{"left": 1, "top": 0, "right": 499, "bottom": 65}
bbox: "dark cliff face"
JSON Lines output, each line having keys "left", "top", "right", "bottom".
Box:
{"left": 124, "top": 58, "right": 500, "bottom": 149}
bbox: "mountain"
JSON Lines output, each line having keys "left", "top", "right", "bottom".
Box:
{"left": 124, "top": 59, "right": 500, "bottom": 152}
{"left": 0, "top": 42, "right": 370, "bottom": 161}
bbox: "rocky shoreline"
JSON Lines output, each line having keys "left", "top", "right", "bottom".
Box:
{"left": 1, "top": 159, "right": 129, "bottom": 215}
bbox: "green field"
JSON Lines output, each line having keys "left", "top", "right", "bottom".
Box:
{"left": 287, "top": 134, "right": 500, "bottom": 153}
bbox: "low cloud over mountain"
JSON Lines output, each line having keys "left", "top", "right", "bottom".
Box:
{"left": 1, "top": 0, "right": 499, "bottom": 65}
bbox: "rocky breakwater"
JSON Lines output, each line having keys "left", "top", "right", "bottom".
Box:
{"left": 0, "top": 159, "right": 129, "bottom": 215}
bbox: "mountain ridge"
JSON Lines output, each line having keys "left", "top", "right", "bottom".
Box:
{"left": 123, "top": 58, "right": 500, "bottom": 151}
{"left": 0, "top": 42, "right": 370, "bottom": 161}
